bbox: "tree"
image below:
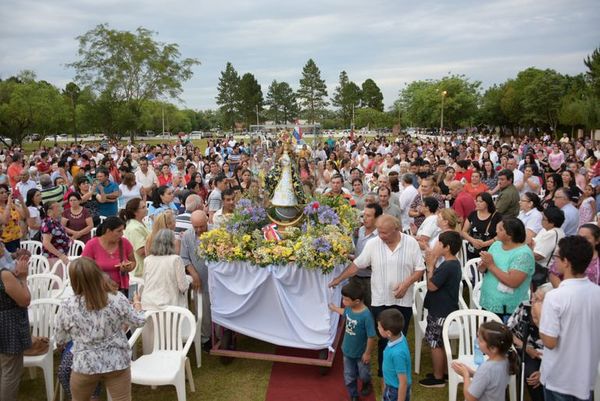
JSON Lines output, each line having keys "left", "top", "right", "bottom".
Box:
{"left": 361, "top": 79, "right": 384, "bottom": 111}
{"left": 265, "top": 80, "right": 298, "bottom": 123}
{"left": 331, "top": 71, "right": 362, "bottom": 127}
{"left": 216, "top": 62, "right": 240, "bottom": 130}
{"left": 63, "top": 82, "right": 80, "bottom": 142}
{"left": 297, "top": 59, "right": 328, "bottom": 124}
{"left": 396, "top": 75, "right": 480, "bottom": 129}
{"left": 67, "top": 23, "right": 199, "bottom": 140}
{"left": 238, "top": 73, "right": 263, "bottom": 128}
{"left": 584, "top": 46, "right": 600, "bottom": 97}
{"left": 355, "top": 108, "right": 395, "bottom": 129}
{"left": 0, "top": 71, "right": 68, "bottom": 146}
{"left": 478, "top": 84, "right": 510, "bottom": 129}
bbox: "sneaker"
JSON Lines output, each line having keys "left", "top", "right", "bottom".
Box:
{"left": 361, "top": 381, "right": 373, "bottom": 396}
{"left": 425, "top": 372, "right": 449, "bottom": 381}
{"left": 419, "top": 377, "right": 446, "bottom": 388}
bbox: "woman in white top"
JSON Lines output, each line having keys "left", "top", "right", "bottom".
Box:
{"left": 518, "top": 192, "right": 544, "bottom": 246}
{"left": 416, "top": 196, "right": 441, "bottom": 250}
{"left": 533, "top": 206, "right": 565, "bottom": 268}
{"left": 25, "top": 188, "right": 43, "bottom": 240}
{"left": 118, "top": 172, "right": 143, "bottom": 209}
{"left": 141, "top": 229, "right": 188, "bottom": 311}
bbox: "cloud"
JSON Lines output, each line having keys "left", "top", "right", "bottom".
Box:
{"left": 0, "top": 0, "right": 598, "bottom": 109}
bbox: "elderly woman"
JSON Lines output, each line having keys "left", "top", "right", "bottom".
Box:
{"left": 0, "top": 250, "right": 30, "bottom": 401}
{"left": 549, "top": 223, "right": 600, "bottom": 287}
{"left": 141, "top": 229, "right": 189, "bottom": 310}
{"left": 517, "top": 192, "right": 543, "bottom": 246}
{"left": 41, "top": 201, "right": 71, "bottom": 266}
{"left": 82, "top": 217, "right": 136, "bottom": 295}
{"left": 506, "top": 283, "right": 553, "bottom": 401}
{"left": 54, "top": 257, "right": 145, "bottom": 401}
{"left": 462, "top": 192, "right": 502, "bottom": 259}
{"left": 478, "top": 217, "right": 535, "bottom": 321}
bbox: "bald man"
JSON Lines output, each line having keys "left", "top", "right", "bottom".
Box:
{"left": 449, "top": 180, "right": 475, "bottom": 225}
{"left": 330, "top": 215, "right": 425, "bottom": 378}
{"left": 180, "top": 210, "right": 212, "bottom": 347}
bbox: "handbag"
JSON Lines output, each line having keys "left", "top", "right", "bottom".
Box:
{"left": 532, "top": 229, "right": 559, "bottom": 291}
{"left": 467, "top": 212, "right": 496, "bottom": 254}
{"left": 23, "top": 336, "right": 49, "bottom": 356}
{"left": 117, "top": 238, "right": 129, "bottom": 293}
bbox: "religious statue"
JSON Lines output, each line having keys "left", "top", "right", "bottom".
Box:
{"left": 264, "top": 132, "right": 306, "bottom": 226}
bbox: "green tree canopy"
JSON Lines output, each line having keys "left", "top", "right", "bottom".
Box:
{"left": 0, "top": 71, "right": 68, "bottom": 145}
{"left": 265, "top": 80, "right": 298, "bottom": 124}
{"left": 216, "top": 62, "right": 241, "bottom": 130}
{"left": 238, "top": 73, "right": 263, "bottom": 127}
{"left": 331, "top": 71, "right": 362, "bottom": 127}
{"left": 67, "top": 23, "right": 199, "bottom": 139}
{"left": 361, "top": 79, "right": 384, "bottom": 111}
{"left": 297, "top": 59, "right": 328, "bottom": 124}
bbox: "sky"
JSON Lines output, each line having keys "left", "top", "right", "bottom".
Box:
{"left": 1, "top": 0, "right": 599, "bottom": 111}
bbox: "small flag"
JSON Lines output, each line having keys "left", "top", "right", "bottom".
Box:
{"left": 292, "top": 126, "right": 302, "bottom": 143}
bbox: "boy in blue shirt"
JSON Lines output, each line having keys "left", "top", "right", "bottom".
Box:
{"left": 378, "top": 309, "right": 411, "bottom": 401}
{"left": 330, "top": 281, "right": 377, "bottom": 401}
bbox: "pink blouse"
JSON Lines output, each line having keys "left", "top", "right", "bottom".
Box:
{"left": 82, "top": 237, "right": 134, "bottom": 289}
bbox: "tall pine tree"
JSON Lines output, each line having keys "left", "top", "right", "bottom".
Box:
{"left": 332, "top": 71, "right": 362, "bottom": 127}
{"left": 297, "top": 59, "right": 328, "bottom": 124}
{"left": 238, "top": 73, "right": 263, "bottom": 128}
{"left": 361, "top": 78, "right": 384, "bottom": 111}
{"left": 216, "top": 62, "right": 240, "bottom": 130}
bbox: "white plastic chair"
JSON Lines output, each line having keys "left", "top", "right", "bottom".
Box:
{"left": 90, "top": 227, "right": 97, "bottom": 238}
{"left": 99, "top": 215, "right": 107, "bottom": 224}
{"left": 462, "top": 257, "right": 483, "bottom": 306}
{"left": 21, "top": 240, "right": 43, "bottom": 255}
{"left": 27, "top": 274, "right": 65, "bottom": 300}
{"left": 68, "top": 240, "right": 85, "bottom": 257}
{"left": 51, "top": 256, "right": 79, "bottom": 285}
{"left": 471, "top": 281, "right": 483, "bottom": 309}
{"left": 412, "top": 280, "right": 468, "bottom": 374}
{"left": 28, "top": 255, "right": 52, "bottom": 276}
{"left": 130, "top": 306, "right": 196, "bottom": 401}
{"left": 24, "top": 299, "right": 61, "bottom": 401}
{"left": 442, "top": 309, "right": 517, "bottom": 401}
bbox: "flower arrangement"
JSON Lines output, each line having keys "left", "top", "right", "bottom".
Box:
{"left": 198, "top": 195, "right": 358, "bottom": 274}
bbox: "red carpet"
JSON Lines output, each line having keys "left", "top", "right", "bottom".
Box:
{"left": 265, "top": 344, "right": 377, "bottom": 401}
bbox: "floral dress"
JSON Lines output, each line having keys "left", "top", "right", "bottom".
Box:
{"left": 54, "top": 292, "right": 145, "bottom": 374}
{"left": 40, "top": 217, "right": 71, "bottom": 257}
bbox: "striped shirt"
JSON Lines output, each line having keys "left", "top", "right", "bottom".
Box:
{"left": 353, "top": 234, "right": 425, "bottom": 307}
{"left": 41, "top": 185, "right": 67, "bottom": 205}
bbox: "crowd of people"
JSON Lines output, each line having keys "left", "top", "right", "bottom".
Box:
{"left": 1, "top": 130, "right": 600, "bottom": 401}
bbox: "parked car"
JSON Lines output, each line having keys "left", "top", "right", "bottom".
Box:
{"left": 55, "top": 134, "right": 68, "bottom": 141}
{"left": 0, "top": 137, "right": 12, "bottom": 146}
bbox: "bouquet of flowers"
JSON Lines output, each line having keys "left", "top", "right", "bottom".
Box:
{"left": 225, "top": 198, "right": 269, "bottom": 234}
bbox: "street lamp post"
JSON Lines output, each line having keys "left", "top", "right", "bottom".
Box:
{"left": 440, "top": 90, "right": 447, "bottom": 135}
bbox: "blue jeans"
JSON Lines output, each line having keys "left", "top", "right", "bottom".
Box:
{"left": 383, "top": 384, "right": 410, "bottom": 401}
{"left": 544, "top": 388, "right": 591, "bottom": 401}
{"left": 343, "top": 355, "right": 371, "bottom": 397}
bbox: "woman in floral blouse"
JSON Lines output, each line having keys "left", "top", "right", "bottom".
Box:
{"left": 40, "top": 201, "right": 71, "bottom": 266}
{"left": 55, "top": 257, "right": 145, "bottom": 401}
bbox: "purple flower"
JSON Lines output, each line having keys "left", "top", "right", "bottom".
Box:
{"left": 312, "top": 237, "right": 332, "bottom": 253}
{"left": 316, "top": 206, "right": 340, "bottom": 225}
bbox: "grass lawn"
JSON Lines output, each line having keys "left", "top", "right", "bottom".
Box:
{"left": 17, "top": 320, "right": 451, "bottom": 401}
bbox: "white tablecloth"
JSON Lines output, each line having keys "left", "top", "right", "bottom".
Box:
{"left": 207, "top": 261, "right": 344, "bottom": 350}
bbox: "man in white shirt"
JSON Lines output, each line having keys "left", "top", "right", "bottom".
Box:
{"left": 507, "top": 157, "right": 524, "bottom": 187}
{"left": 538, "top": 235, "right": 600, "bottom": 401}
{"left": 15, "top": 170, "right": 37, "bottom": 199}
{"left": 135, "top": 157, "right": 159, "bottom": 195}
{"left": 553, "top": 188, "right": 579, "bottom": 236}
{"left": 398, "top": 174, "right": 418, "bottom": 230}
{"left": 329, "top": 215, "right": 425, "bottom": 377}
